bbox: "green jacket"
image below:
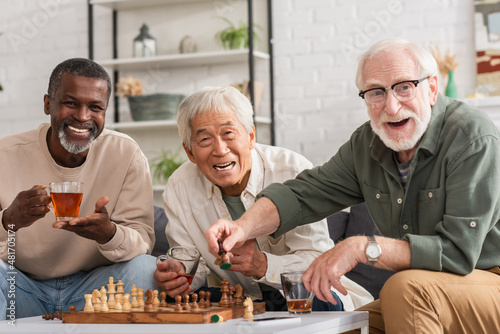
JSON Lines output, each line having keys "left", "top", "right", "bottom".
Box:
{"left": 260, "top": 94, "right": 500, "bottom": 274}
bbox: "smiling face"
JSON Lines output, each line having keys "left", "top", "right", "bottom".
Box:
{"left": 362, "top": 49, "right": 438, "bottom": 161}
{"left": 184, "top": 110, "right": 256, "bottom": 197}
{"left": 44, "top": 72, "right": 108, "bottom": 167}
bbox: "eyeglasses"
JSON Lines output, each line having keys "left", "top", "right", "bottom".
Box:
{"left": 358, "top": 77, "right": 429, "bottom": 109}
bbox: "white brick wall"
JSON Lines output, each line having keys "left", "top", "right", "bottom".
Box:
{"left": 0, "top": 0, "right": 477, "bottom": 166}
{"left": 273, "top": 0, "right": 476, "bottom": 164}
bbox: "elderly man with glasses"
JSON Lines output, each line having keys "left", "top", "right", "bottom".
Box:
{"left": 205, "top": 38, "right": 500, "bottom": 333}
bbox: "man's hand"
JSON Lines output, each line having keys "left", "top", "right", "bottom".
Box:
{"left": 52, "top": 196, "right": 116, "bottom": 244}
{"left": 205, "top": 197, "right": 282, "bottom": 260}
{"left": 205, "top": 219, "right": 249, "bottom": 258}
{"left": 154, "top": 259, "right": 192, "bottom": 298}
{"left": 302, "top": 236, "right": 366, "bottom": 305}
{"left": 227, "top": 240, "right": 267, "bottom": 279}
{"left": 2, "top": 185, "right": 51, "bottom": 231}
{"left": 302, "top": 235, "right": 411, "bottom": 304}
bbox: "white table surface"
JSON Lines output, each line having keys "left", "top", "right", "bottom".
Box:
{"left": 0, "top": 311, "right": 368, "bottom": 334}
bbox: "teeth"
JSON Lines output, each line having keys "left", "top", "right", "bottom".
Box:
{"left": 68, "top": 125, "right": 90, "bottom": 133}
{"left": 214, "top": 162, "right": 234, "bottom": 171}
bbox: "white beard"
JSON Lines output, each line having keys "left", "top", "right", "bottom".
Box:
{"left": 370, "top": 105, "right": 431, "bottom": 152}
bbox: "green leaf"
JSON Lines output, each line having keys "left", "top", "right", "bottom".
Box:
{"left": 214, "top": 17, "right": 261, "bottom": 50}
{"left": 149, "top": 147, "right": 185, "bottom": 184}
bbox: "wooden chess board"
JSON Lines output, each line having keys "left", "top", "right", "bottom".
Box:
{"left": 62, "top": 302, "right": 266, "bottom": 324}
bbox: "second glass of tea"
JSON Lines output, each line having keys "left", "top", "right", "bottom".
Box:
{"left": 280, "top": 271, "right": 314, "bottom": 314}
{"left": 157, "top": 246, "right": 200, "bottom": 285}
{"left": 49, "top": 181, "right": 83, "bottom": 221}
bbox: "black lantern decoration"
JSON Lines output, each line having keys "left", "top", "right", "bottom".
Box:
{"left": 133, "top": 24, "right": 156, "bottom": 58}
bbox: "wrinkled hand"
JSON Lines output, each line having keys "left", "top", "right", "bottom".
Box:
{"left": 52, "top": 196, "right": 116, "bottom": 244}
{"left": 2, "top": 185, "right": 51, "bottom": 231}
{"left": 204, "top": 219, "right": 249, "bottom": 259}
{"left": 302, "top": 236, "right": 365, "bottom": 305}
{"left": 227, "top": 240, "right": 267, "bottom": 278}
{"left": 154, "top": 259, "right": 192, "bottom": 298}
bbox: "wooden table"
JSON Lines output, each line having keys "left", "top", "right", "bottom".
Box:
{"left": 0, "top": 311, "right": 368, "bottom": 334}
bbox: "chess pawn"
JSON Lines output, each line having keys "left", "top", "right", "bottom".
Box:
{"left": 191, "top": 293, "right": 199, "bottom": 309}
{"left": 83, "top": 294, "right": 94, "bottom": 312}
{"left": 153, "top": 290, "right": 160, "bottom": 308}
{"left": 198, "top": 291, "right": 206, "bottom": 308}
{"left": 159, "top": 291, "right": 167, "bottom": 307}
{"left": 174, "top": 295, "right": 183, "bottom": 312}
{"left": 205, "top": 291, "right": 212, "bottom": 307}
{"left": 122, "top": 293, "right": 132, "bottom": 311}
{"left": 115, "top": 294, "right": 123, "bottom": 311}
{"left": 183, "top": 294, "right": 191, "bottom": 311}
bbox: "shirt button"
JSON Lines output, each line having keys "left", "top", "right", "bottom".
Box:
{"left": 397, "top": 198, "right": 402, "bottom": 204}
{"left": 402, "top": 224, "right": 409, "bottom": 230}
{"left": 376, "top": 193, "right": 381, "bottom": 199}
{"left": 428, "top": 192, "right": 433, "bottom": 198}
{"left": 251, "top": 282, "right": 257, "bottom": 286}
{"left": 214, "top": 188, "right": 219, "bottom": 194}
{"left": 271, "top": 275, "right": 275, "bottom": 280}
{"left": 222, "top": 212, "right": 229, "bottom": 218}
{"left": 470, "top": 221, "right": 477, "bottom": 228}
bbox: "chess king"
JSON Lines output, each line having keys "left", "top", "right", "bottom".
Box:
{"left": 154, "top": 86, "right": 373, "bottom": 311}
{"left": 0, "top": 58, "right": 158, "bottom": 320}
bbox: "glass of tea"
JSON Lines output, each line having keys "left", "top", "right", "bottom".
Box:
{"left": 157, "top": 246, "right": 200, "bottom": 286}
{"left": 49, "top": 181, "right": 83, "bottom": 221}
{"left": 280, "top": 271, "right": 314, "bottom": 314}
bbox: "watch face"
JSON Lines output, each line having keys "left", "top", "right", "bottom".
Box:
{"left": 367, "top": 244, "right": 381, "bottom": 258}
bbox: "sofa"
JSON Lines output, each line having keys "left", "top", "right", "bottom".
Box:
{"left": 152, "top": 202, "right": 394, "bottom": 300}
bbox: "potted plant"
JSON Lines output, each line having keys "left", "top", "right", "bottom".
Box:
{"left": 214, "top": 17, "right": 261, "bottom": 50}
{"left": 149, "top": 148, "right": 185, "bottom": 184}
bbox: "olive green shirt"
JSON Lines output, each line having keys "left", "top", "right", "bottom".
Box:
{"left": 260, "top": 94, "right": 500, "bottom": 274}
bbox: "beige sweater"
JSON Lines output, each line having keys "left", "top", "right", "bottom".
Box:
{"left": 0, "top": 124, "right": 155, "bottom": 279}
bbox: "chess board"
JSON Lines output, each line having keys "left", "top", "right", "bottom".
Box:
{"left": 62, "top": 302, "right": 266, "bottom": 324}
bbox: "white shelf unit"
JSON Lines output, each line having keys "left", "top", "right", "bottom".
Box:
{"left": 89, "top": 0, "right": 274, "bottom": 205}
{"left": 90, "top": 0, "right": 205, "bottom": 10}
{"left": 97, "top": 49, "right": 270, "bottom": 71}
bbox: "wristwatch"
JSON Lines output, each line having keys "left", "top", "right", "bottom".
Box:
{"left": 365, "top": 235, "right": 381, "bottom": 266}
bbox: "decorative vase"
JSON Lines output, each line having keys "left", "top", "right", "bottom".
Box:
{"left": 445, "top": 70, "right": 457, "bottom": 98}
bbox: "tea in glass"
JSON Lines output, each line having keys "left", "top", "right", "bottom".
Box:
{"left": 49, "top": 182, "right": 83, "bottom": 221}
{"left": 280, "top": 271, "right": 314, "bottom": 314}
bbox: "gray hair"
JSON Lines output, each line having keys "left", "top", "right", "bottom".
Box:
{"left": 48, "top": 58, "right": 112, "bottom": 102}
{"left": 177, "top": 86, "right": 254, "bottom": 149}
{"left": 355, "top": 38, "right": 439, "bottom": 90}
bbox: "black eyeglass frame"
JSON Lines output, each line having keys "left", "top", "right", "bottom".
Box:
{"left": 358, "top": 77, "right": 429, "bottom": 99}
